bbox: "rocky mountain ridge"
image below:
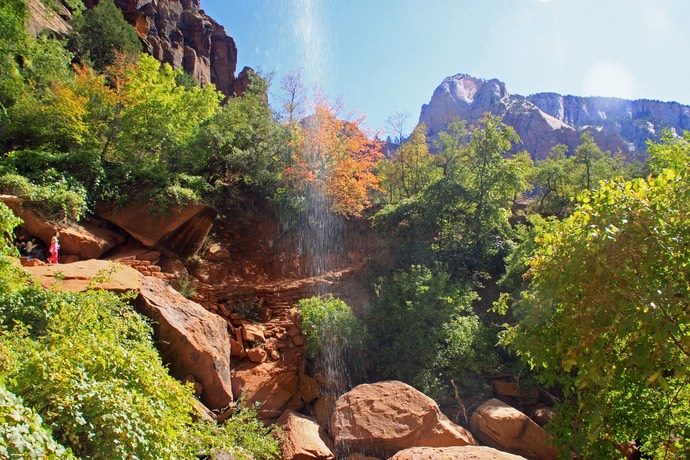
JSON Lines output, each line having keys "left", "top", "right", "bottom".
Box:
{"left": 419, "top": 73, "right": 690, "bottom": 160}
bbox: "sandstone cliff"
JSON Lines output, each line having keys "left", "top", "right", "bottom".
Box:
{"left": 83, "top": 0, "right": 239, "bottom": 97}
{"left": 420, "top": 74, "right": 690, "bottom": 160}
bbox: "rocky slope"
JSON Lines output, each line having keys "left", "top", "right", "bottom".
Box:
{"left": 419, "top": 74, "right": 690, "bottom": 160}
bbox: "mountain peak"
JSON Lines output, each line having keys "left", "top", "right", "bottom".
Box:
{"left": 420, "top": 73, "right": 690, "bottom": 160}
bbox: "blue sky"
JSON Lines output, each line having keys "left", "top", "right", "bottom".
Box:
{"left": 201, "top": 0, "right": 690, "bottom": 136}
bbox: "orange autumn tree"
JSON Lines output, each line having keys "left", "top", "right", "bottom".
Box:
{"left": 288, "top": 102, "right": 383, "bottom": 216}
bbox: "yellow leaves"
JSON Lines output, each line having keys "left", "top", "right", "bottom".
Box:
{"left": 562, "top": 357, "right": 578, "bottom": 373}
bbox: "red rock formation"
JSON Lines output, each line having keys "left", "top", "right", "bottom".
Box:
{"left": 331, "top": 381, "right": 477, "bottom": 458}
{"left": 96, "top": 201, "right": 216, "bottom": 258}
{"left": 24, "top": 259, "right": 143, "bottom": 292}
{"left": 135, "top": 276, "right": 233, "bottom": 409}
{"left": 277, "top": 410, "right": 336, "bottom": 460}
{"left": 469, "top": 399, "right": 561, "bottom": 460}
{"left": 391, "top": 446, "right": 528, "bottom": 459}
{"left": 107, "top": 0, "right": 238, "bottom": 97}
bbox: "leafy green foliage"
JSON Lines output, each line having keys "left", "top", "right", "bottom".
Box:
{"left": 374, "top": 114, "right": 533, "bottom": 278}
{"left": 69, "top": 0, "right": 141, "bottom": 71}
{"left": 378, "top": 123, "right": 440, "bottom": 203}
{"left": 297, "top": 295, "right": 365, "bottom": 359}
{"left": 183, "top": 403, "right": 281, "bottom": 460}
{"left": 2, "top": 289, "right": 196, "bottom": 459}
{"left": 530, "top": 134, "right": 630, "bottom": 217}
{"left": 0, "top": 0, "right": 27, "bottom": 55}
{"left": 502, "top": 135, "right": 690, "bottom": 457}
{"left": 0, "top": 384, "right": 73, "bottom": 459}
{"left": 367, "top": 265, "right": 495, "bottom": 399}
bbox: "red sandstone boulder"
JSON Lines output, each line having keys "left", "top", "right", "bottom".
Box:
{"left": 390, "top": 446, "right": 527, "bottom": 460}
{"left": 2, "top": 200, "right": 57, "bottom": 245}
{"left": 332, "top": 381, "right": 477, "bottom": 458}
{"left": 24, "top": 259, "right": 142, "bottom": 293}
{"left": 96, "top": 202, "right": 216, "bottom": 258}
{"left": 135, "top": 277, "right": 233, "bottom": 410}
{"left": 277, "top": 410, "right": 335, "bottom": 460}
{"left": 469, "top": 399, "right": 560, "bottom": 460}
{"left": 232, "top": 360, "right": 304, "bottom": 420}
{"left": 57, "top": 221, "right": 125, "bottom": 259}
{"left": 206, "top": 243, "right": 231, "bottom": 261}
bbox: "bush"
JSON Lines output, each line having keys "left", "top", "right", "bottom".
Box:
{"left": 1, "top": 289, "right": 195, "bottom": 459}
{"left": 297, "top": 295, "right": 367, "bottom": 387}
{"left": 297, "top": 295, "right": 365, "bottom": 360}
{"left": 0, "top": 173, "right": 87, "bottom": 222}
{"left": 0, "top": 384, "right": 73, "bottom": 459}
{"left": 367, "top": 265, "right": 496, "bottom": 399}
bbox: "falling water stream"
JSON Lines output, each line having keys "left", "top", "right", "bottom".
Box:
{"left": 289, "top": 0, "right": 358, "bottom": 398}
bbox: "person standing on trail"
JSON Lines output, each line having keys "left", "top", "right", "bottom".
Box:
{"left": 48, "top": 233, "right": 60, "bottom": 264}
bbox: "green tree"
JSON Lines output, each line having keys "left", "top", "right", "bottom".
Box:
{"left": 530, "top": 144, "right": 575, "bottom": 216}
{"left": 0, "top": 0, "right": 27, "bottom": 55}
{"left": 378, "top": 123, "right": 440, "bottom": 203}
{"left": 374, "top": 114, "right": 532, "bottom": 277}
{"left": 69, "top": 0, "right": 142, "bottom": 71}
{"left": 367, "top": 265, "right": 495, "bottom": 399}
{"left": 501, "top": 135, "right": 690, "bottom": 457}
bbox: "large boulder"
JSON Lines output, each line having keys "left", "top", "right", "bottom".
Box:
{"left": 469, "top": 399, "right": 560, "bottom": 460}
{"left": 135, "top": 277, "right": 233, "bottom": 409}
{"left": 96, "top": 202, "right": 216, "bottom": 258}
{"left": 24, "top": 259, "right": 142, "bottom": 293}
{"left": 277, "top": 410, "right": 335, "bottom": 460}
{"left": 332, "top": 381, "right": 477, "bottom": 458}
{"left": 1, "top": 199, "right": 56, "bottom": 246}
{"left": 231, "top": 360, "right": 303, "bottom": 420}
{"left": 390, "top": 446, "right": 527, "bottom": 460}
{"left": 57, "top": 221, "right": 125, "bottom": 259}
{"left": 23, "top": 260, "right": 233, "bottom": 410}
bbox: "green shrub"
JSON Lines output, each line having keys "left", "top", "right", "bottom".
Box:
{"left": 1, "top": 289, "right": 195, "bottom": 459}
{"left": 0, "top": 173, "right": 87, "bottom": 222}
{"left": 297, "top": 295, "right": 365, "bottom": 360}
{"left": 367, "top": 265, "right": 496, "bottom": 399}
{"left": 182, "top": 403, "right": 281, "bottom": 460}
{"left": 0, "top": 384, "right": 73, "bottom": 459}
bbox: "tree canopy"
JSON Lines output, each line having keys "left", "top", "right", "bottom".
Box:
{"left": 500, "top": 133, "right": 690, "bottom": 458}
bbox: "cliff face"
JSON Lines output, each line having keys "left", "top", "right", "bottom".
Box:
{"left": 420, "top": 74, "right": 690, "bottom": 160}
{"left": 108, "top": 0, "right": 238, "bottom": 97}
{"left": 527, "top": 93, "right": 690, "bottom": 153}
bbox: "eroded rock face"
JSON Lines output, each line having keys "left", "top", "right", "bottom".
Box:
{"left": 231, "top": 360, "right": 304, "bottom": 420}
{"left": 332, "top": 381, "right": 477, "bottom": 458}
{"left": 96, "top": 202, "right": 216, "bottom": 258}
{"left": 469, "top": 399, "right": 560, "bottom": 460}
{"left": 277, "top": 410, "right": 335, "bottom": 460}
{"left": 528, "top": 93, "right": 690, "bottom": 153}
{"left": 135, "top": 276, "right": 233, "bottom": 409}
{"left": 390, "top": 446, "right": 528, "bottom": 460}
{"left": 111, "top": 0, "right": 238, "bottom": 97}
